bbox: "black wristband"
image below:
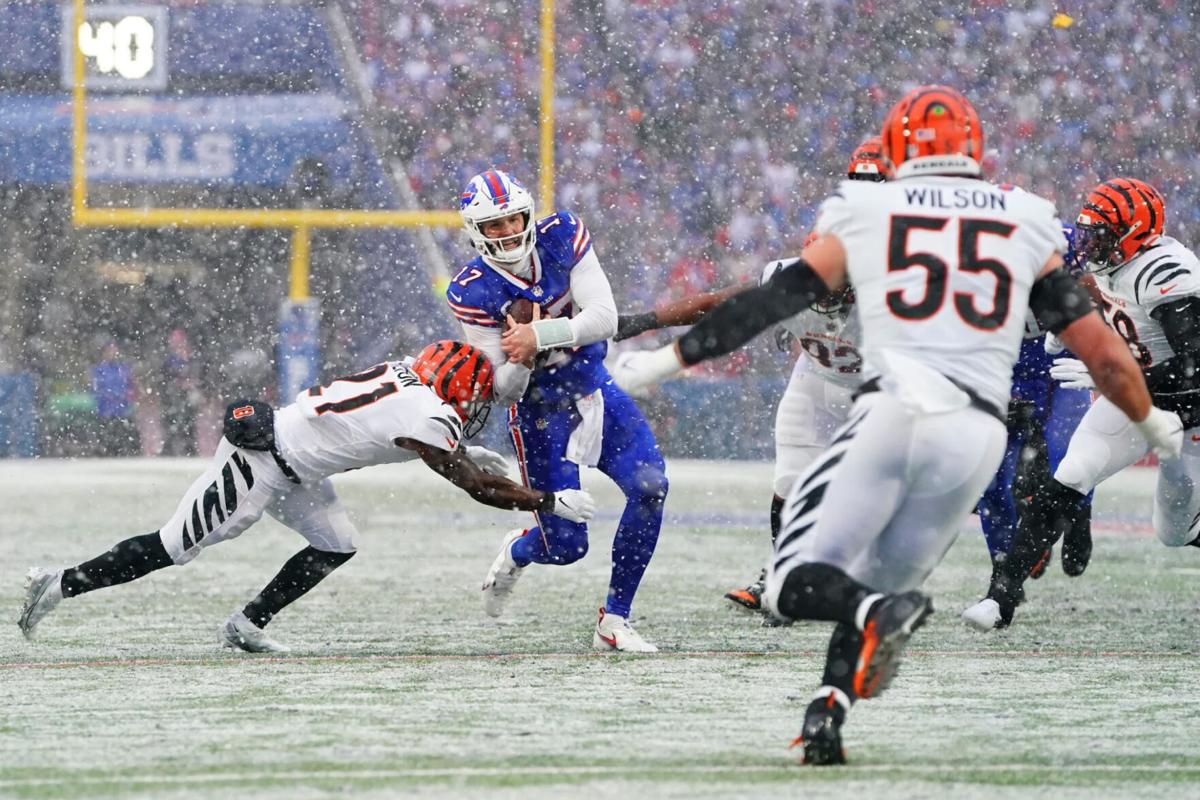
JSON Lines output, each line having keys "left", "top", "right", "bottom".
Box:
{"left": 537, "top": 491, "right": 556, "bottom": 514}
{"left": 615, "top": 311, "right": 658, "bottom": 342}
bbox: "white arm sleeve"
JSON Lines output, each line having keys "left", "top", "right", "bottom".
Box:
{"left": 566, "top": 249, "right": 619, "bottom": 346}
{"left": 459, "top": 322, "right": 531, "bottom": 407}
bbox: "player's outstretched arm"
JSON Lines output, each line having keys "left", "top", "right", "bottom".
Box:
{"left": 614, "top": 285, "right": 745, "bottom": 341}
{"left": 611, "top": 254, "right": 839, "bottom": 395}
{"left": 401, "top": 439, "right": 596, "bottom": 522}
{"left": 1034, "top": 267, "right": 1181, "bottom": 460}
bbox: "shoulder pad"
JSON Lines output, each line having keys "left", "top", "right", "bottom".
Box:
{"left": 446, "top": 263, "right": 502, "bottom": 328}
{"left": 536, "top": 210, "right": 592, "bottom": 266}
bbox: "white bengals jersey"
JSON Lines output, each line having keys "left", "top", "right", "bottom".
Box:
{"left": 273, "top": 362, "right": 463, "bottom": 482}
{"left": 779, "top": 306, "right": 865, "bottom": 390}
{"left": 1093, "top": 235, "right": 1200, "bottom": 370}
{"left": 814, "top": 176, "right": 1066, "bottom": 411}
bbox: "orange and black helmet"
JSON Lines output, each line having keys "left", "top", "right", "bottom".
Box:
{"left": 847, "top": 135, "right": 888, "bottom": 182}
{"left": 1075, "top": 178, "right": 1166, "bottom": 274}
{"left": 881, "top": 86, "right": 983, "bottom": 178}
{"left": 411, "top": 340, "right": 494, "bottom": 437}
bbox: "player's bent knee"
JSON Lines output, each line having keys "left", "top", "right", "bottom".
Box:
{"left": 773, "top": 472, "right": 801, "bottom": 499}
{"left": 626, "top": 464, "right": 668, "bottom": 502}
{"left": 1052, "top": 460, "right": 1094, "bottom": 495}
{"left": 1153, "top": 511, "right": 1195, "bottom": 547}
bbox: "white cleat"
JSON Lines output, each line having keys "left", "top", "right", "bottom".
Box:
{"left": 593, "top": 608, "right": 658, "bottom": 653}
{"left": 220, "top": 611, "right": 291, "bottom": 653}
{"left": 482, "top": 529, "right": 527, "bottom": 618}
{"left": 962, "top": 598, "right": 1003, "bottom": 632}
{"left": 18, "top": 567, "right": 64, "bottom": 640}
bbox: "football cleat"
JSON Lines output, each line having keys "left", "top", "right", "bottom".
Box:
{"left": 961, "top": 598, "right": 1013, "bottom": 631}
{"left": 482, "top": 528, "right": 526, "bottom": 618}
{"left": 793, "top": 695, "right": 847, "bottom": 766}
{"left": 724, "top": 576, "right": 764, "bottom": 611}
{"left": 593, "top": 608, "right": 658, "bottom": 653}
{"left": 1061, "top": 523, "right": 1092, "bottom": 578}
{"left": 220, "top": 611, "right": 290, "bottom": 653}
{"left": 853, "top": 591, "right": 933, "bottom": 699}
{"left": 18, "top": 567, "right": 65, "bottom": 639}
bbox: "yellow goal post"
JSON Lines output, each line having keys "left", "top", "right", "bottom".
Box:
{"left": 68, "top": 0, "right": 557, "bottom": 302}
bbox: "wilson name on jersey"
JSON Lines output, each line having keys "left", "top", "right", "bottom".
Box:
{"left": 781, "top": 307, "right": 865, "bottom": 389}
{"left": 1094, "top": 235, "right": 1200, "bottom": 370}
{"left": 815, "top": 177, "right": 1066, "bottom": 411}
{"left": 273, "top": 362, "right": 464, "bottom": 481}
{"left": 445, "top": 210, "right": 608, "bottom": 405}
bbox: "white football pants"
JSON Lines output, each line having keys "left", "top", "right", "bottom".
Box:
{"left": 159, "top": 437, "right": 359, "bottom": 565}
{"left": 763, "top": 390, "right": 1007, "bottom": 610}
{"left": 1054, "top": 395, "right": 1200, "bottom": 547}
{"left": 773, "top": 359, "right": 856, "bottom": 497}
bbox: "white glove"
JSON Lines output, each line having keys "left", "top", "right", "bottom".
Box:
{"left": 610, "top": 345, "right": 684, "bottom": 397}
{"left": 465, "top": 445, "right": 510, "bottom": 477}
{"left": 549, "top": 489, "right": 596, "bottom": 523}
{"left": 1044, "top": 333, "right": 1065, "bottom": 355}
{"left": 1048, "top": 357, "right": 1095, "bottom": 390}
{"left": 1134, "top": 407, "right": 1184, "bottom": 462}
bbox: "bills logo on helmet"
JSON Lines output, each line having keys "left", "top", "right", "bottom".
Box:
{"left": 460, "top": 184, "right": 478, "bottom": 209}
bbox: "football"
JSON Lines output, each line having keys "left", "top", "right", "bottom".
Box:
{"left": 505, "top": 297, "right": 539, "bottom": 328}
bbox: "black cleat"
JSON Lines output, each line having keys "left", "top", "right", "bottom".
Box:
{"left": 1061, "top": 519, "right": 1092, "bottom": 577}
{"left": 794, "top": 696, "right": 847, "bottom": 766}
{"left": 854, "top": 591, "right": 933, "bottom": 699}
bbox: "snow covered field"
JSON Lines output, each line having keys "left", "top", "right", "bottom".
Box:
{"left": 2, "top": 458, "right": 1197, "bottom": 798}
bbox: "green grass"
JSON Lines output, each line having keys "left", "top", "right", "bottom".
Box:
{"left": 1, "top": 458, "right": 1197, "bottom": 798}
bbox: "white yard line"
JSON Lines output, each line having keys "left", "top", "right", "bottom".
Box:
{"left": 1, "top": 648, "right": 1190, "bottom": 671}
{"left": 2, "top": 763, "right": 1197, "bottom": 788}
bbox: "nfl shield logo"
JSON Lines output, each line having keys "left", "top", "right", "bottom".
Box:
{"left": 531, "top": 286, "right": 544, "bottom": 298}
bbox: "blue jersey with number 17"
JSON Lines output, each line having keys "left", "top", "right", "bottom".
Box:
{"left": 445, "top": 210, "right": 608, "bottom": 406}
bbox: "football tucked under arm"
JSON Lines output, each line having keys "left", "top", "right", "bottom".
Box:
{"left": 459, "top": 321, "right": 531, "bottom": 406}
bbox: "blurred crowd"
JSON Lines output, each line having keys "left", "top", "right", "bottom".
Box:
{"left": 4, "top": 0, "right": 1200, "bottom": 458}
{"left": 351, "top": 0, "right": 1200, "bottom": 317}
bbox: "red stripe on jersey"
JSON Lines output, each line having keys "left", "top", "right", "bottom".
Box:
{"left": 447, "top": 300, "right": 493, "bottom": 319}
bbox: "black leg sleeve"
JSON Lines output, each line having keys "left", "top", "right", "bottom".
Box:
{"left": 773, "top": 562, "right": 875, "bottom": 626}
{"left": 770, "top": 495, "right": 785, "bottom": 545}
{"left": 243, "top": 547, "right": 356, "bottom": 629}
{"left": 820, "top": 623, "right": 863, "bottom": 703}
{"left": 60, "top": 532, "right": 174, "bottom": 598}
{"left": 991, "top": 480, "right": 1087, "bottom": 604}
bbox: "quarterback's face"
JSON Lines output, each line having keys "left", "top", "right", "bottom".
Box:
{"left": 480, "top": 212, "right": 527, "bottom": 250}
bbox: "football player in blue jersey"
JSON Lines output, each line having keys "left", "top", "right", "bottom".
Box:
{"left": 446, "top": 169, "right": 667, "bottom": 652}
{"left": 962, "top": 223, "right": 1096, "bottom": 629}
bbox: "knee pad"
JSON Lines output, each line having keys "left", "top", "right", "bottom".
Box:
{"left": 1052, "top": 457, "right": 1095, "bottom": 495}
